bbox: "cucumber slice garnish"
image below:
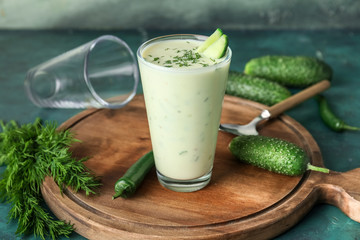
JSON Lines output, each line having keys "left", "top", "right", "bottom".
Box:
{"left": 202, "top": 34, "right": 228, "bottom": 59}
{"left": 197, "top": 28, "right": 223, "bottom": 53}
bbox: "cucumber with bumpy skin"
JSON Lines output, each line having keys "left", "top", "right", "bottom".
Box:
{"left": 229, "top": 135, "right": 329, "bottom": 176}
{"left": 244, "top": 56, "right": 333, "bottom": 88}
{"left": 226, "top": 71, "right": 291, "bottom": 106}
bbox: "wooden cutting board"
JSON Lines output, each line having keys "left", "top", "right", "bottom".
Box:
{"left": 41, "top": 95, "right": 360, "bottom": 240}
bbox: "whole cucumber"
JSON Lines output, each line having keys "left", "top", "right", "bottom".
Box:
{"left": 229, "top": 135, "right": 329, "bottom": 176}
{"left": 226, "top": 71, "right": 291, "bottom": 106}
{"left": 244, "top": 56, "right": 333, "bottom": 88}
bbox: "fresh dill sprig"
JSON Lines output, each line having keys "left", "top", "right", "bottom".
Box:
{"left": 0, "top": 118, "right": 101, "bottom": 240}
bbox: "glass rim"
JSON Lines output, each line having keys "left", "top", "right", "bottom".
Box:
{"left": 84, "top": 35, "right": 139, "bottom": 109}
{"left": 136, "top": 34, "right": 232, "bottom": 73}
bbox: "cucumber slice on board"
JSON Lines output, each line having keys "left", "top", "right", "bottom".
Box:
{"left": 202, "top": 34, "right": 228, "bottom": 59}
{"left": 197, "top": 28, "right": 223, "bottom": 53}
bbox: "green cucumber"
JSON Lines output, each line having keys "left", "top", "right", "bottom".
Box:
{"left": 197, "top": 28, "right": 223, "bottom": 53}
{"left": 203, "top": 34, "right": 229, "bottom": 59}
{"left": 244, "top": 56, "right": 333, "bottom": 88}
{"left": 226, "top": 71, "right": 291, "bottom": 106}
{"left": 229, "top": 135, "right": 329, "bottom": 176}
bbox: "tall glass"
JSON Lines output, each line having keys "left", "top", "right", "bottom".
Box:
{"left": 137, "top": 34, "right": 231, "bottom": 192}
{"left": 25, "top": 35, "right": 139, "bottom": 109}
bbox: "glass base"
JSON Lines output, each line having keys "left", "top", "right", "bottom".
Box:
{"left": 156, "top": 170, "right": 212, "bottom": 192}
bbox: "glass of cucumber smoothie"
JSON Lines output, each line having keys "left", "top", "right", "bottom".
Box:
{"left": 137, "top": 34, "right": 231, "bottom": 192}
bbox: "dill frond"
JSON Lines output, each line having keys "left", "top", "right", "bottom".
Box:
{"left": 0, "top": 118, "right": 101, "bottom": 239}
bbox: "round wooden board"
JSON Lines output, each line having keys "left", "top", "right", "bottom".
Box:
{"left": 41, "top": 95, "right": 326, "bottom": 240}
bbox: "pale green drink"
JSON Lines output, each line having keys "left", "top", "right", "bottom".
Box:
{"left": 137, "top": 34, "right": 231, "bottom": 192}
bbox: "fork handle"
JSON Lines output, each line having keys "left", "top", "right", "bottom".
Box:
{"left": 267, "top": 80, "right": 331, "bottom": 118}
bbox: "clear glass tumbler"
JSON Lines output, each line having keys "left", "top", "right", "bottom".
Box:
{"left": 137, "top": 34, "right": 232, "bottom": 192}
{"left": 25, "top": 35, "right": 139, "bottom": 109}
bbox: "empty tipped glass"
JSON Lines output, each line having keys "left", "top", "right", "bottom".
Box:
{"left": 25, "top": 35, "right": 139, "bottom": 109}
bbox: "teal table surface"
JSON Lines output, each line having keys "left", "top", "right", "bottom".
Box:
{"left": 1, "top": 30, "right": 360, "bottom": 240}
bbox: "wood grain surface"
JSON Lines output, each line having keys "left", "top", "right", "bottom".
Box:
{"left": 41, "top": 95, "right": 360, "bottom": 240}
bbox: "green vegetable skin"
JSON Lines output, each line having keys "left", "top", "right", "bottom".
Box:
{"left": 316, "top": 95, "right": 360, "bottom": 132}
{"left": 197, "top": 28, "right": 229, "bottom": 59}
{"left": 113, "top": 150, "right": 155, "bottom": 199}
{"left": 226, "top": 71, "right": 291, "bottom": 106}
{"left": 202, "top": 34, "right": 228, "bottom": 59}
{"left": 197, "top": 28, "right": 223, "bottom": 53}
{"left": 229, "top": 135, "right": 329, "bottom": 176}
{"left": 244, "top": 56, "right": 333, "bottom": 87}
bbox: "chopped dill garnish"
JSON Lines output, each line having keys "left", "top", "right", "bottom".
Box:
{"left": 144, "top": 42, "right": 219, "bottom": 68}
{"left": 179, "top": 150, "right": 188, "bottom": 155}
{"left": 171, "top": 49, "right": 203, "bottom": 67}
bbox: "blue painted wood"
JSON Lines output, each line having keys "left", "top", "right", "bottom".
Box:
{"left": 0, "top": 30, "right": 359, "bottom": 239}
{"left": 0, "top": 0, "right": 359, "bottom": 30}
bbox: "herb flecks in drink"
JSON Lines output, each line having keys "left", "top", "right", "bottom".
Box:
{"left": 171, "top": 49, "right": 203, "bottom": 67}
{"left": 143, "top": 39, "right": 222, "bottom": 69}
